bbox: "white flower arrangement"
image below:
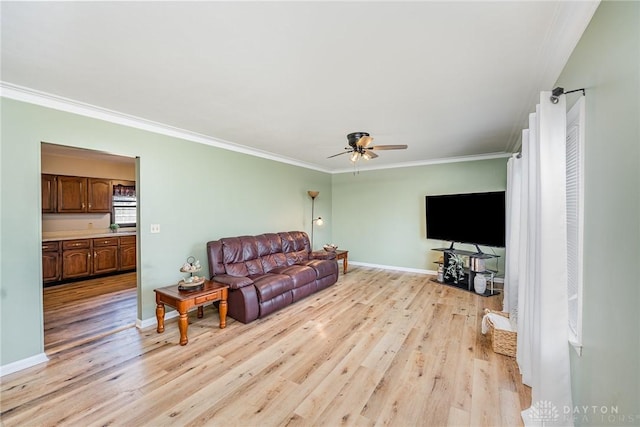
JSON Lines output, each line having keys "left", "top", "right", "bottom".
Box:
{"left": 444, "top": 253, "right": 465, "bottom": 284}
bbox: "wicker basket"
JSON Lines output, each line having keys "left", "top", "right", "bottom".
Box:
{"left": 484, "top": 308, "right": 517, "bottom": 357}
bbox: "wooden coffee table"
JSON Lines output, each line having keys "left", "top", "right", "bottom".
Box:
{"left": 154, "top": 280, "right": 228, "bottom": 345}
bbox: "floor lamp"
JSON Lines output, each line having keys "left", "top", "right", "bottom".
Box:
{"left": 308, "top": 190, "right": 323, "bottom": 250}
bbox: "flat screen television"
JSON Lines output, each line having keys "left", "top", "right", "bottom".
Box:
{"left": 425, "top": 191, "right": 506, "bottom": 248}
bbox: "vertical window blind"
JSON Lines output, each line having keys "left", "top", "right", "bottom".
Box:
{"left": 565, "top": 97, "right": 585, "bottom": 354}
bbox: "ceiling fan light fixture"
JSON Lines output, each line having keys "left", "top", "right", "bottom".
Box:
{"left": 328, "top": 132, "right": 408, "bottom": 163}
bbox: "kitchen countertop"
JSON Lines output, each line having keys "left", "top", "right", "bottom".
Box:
{"left": 42, "top": 229, "right": 137, "bottom": 242}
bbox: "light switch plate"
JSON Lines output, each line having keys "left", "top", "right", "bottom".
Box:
{"left": 150, "top": 224, "right": 160, "bottom": 233}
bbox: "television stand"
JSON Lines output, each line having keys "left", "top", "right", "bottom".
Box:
{"left": 448, "top": 241, "right": 485, "bottom": 255}
{"left": 431, "top": 246, "right": 500, "bottom": 297}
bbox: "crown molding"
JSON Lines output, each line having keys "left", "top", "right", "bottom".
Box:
{"left": 331, "top": 151, "right": 513, "bottom": 174}
{"left": 0, "top": 81, "right": 331, "bottom": 173}
{"left": 1, "top": 81, "right": 514, "bottom": 174}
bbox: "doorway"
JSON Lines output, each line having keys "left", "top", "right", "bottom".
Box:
{"left": 41, "top": 143, "right": 139, "bottom": 353}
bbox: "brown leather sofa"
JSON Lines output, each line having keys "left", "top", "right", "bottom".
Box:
{"left": 206, "top": 231, "right": 338, "bottom": 323}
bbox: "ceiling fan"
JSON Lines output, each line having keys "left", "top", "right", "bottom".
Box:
{"left": 328, "top": 132, "right": 408, "bottom": 162}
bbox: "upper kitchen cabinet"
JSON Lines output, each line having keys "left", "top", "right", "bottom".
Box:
{"left": 52, "top": 175, "right": 112, "bottom": 213}
{"left": 57, "top": 176, "right": 87, "bottom": 213}
{"left": 42, "top": 174, "right": 57, "bottom": 213}
{"left": 87, "top": 178, "right": 112, "bottom": 212}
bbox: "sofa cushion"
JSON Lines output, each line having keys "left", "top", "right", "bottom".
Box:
{"left": 261, "top": 253, "right": 287, "bottom": 272}
{"left": 252, "top": 273, "right": 293, "bottom": 302}
{"left": 279, "top": 231, "right": 310, "bottom": 260}
{"left": 270, "top": 265, "right": 316, "bottom": 289}
{"left": 221, "top": 236, "right": 266, "bottom": 276}
{"left": 257, "top": 233, "right": 282, "bottom": 255}
{"left": 303, "top": 259, "right": 338, "bottom": 279}
{"left": 259, "top": 292, "right": 293, "bottom": 318}
{"left": 213, "top": 274, "right": 254, "bottom": 290}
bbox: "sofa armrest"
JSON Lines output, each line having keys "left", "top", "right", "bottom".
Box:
{"left": 310, "top": 250, "right": 336, "bottom": 260}
{"left": 213, "top": 274, "right": 254, "bottom": 290}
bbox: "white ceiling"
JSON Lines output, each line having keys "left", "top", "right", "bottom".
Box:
{"left": 1, "top": 1, "right": 598, "bottom": 172}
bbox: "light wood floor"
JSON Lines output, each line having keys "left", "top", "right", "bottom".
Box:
{"left": 1, "top": 267, "right": 530, "bottom": 426}
{"left": 43, "top": 272, "right": 137, "bottom": 353}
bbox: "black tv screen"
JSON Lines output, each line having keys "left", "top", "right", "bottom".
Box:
{"left": 425, "top": 191, "right": 506, "bottom": 248}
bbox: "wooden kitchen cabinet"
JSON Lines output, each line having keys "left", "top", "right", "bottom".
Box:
{"left": 87, "top": 178, "right": 112, "bottom": 212}
{"left": 42, "top": 174, "right": 57, "bottom": 213}
{"left": 50, "top": 175, "right": 112, "bottom": 213}
{"left": 62, "top": 239, "right": 92, "bottom": 279}
{"left": 57, "top": 176, "right": 87, "bottom": 213}
{"left": 119, "top": 235, "right": 136, "bottom": 271}
{"left": 43, "top": 235, "right": 136, "bottom": 284}
{"left": 42, "top": 241, "right": 61, "bottom": 283}
{"left": 93, "top": 237, "right": 119, "bottom": 275}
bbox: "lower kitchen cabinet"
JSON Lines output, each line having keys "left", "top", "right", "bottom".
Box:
{"left": 44, "top": 235, "right": 136, "bottom": 283}
{"left": 119, "top": 235, "right": 136, "bottom": 271}
{"left": 62, "top": 239, "right": 92, "bottom": 280}
{"left": 42, "top": 241, "right": 61, "bottom": 283}
{"left": 93, "top": 237, "right": 119, "bottom": 275}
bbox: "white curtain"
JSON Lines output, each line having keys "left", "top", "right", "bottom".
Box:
{"left": 505, "top": 92, "right": 574, "bottom": 426}
{"left": 503, "top": 153, "right": 521, "bottom": 320}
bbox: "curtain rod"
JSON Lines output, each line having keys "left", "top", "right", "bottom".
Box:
{"left": 514, "top": 88, "right": 586, "bottom": 157}
{"left": 550, "top": 87, "right": 585, "bottom": 104}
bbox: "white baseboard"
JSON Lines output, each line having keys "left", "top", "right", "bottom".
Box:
{"left": 136, "top": 309, "right": 179, "bottom": 330}
{"left": 0, "top": 352, "right": 49, "bottom": 377}
{"left": 349, "top": 261, "right": 435, "bottom": 275}
{"left": 348, "top": 261, "right": 504, "bottom": 283}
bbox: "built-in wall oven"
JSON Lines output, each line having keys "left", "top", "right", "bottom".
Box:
{"left": 112, "top": 182, "right": 136, "bottom": 227}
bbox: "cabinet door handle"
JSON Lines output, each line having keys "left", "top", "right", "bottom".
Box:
{"left": 82, "top": 203, "right": 85, "bottom": 209}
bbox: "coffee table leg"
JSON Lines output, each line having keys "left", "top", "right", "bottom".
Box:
{"left": 219, "top": 299, "right": 227, "bottom": 329}
{"left": 156, "top": 303, "right": 165, "bottom": 333}
{"left": 178, "top": 310, "right": 189, "bottom": 345}
{"left": 197, "top": 306, "right": 204, "bottom": 318}
{"left": 343, "top": 257, "right": 348, "bottom": 274}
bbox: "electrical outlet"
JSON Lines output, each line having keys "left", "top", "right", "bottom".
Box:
{"left": 150, "top": 224, "right": 160, "bottom": 234}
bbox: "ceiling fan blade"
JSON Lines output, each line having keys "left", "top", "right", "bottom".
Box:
{"left": 327, "top": 150, "right": 352, "bottom": 159}
{"left": 369, "top": 144, "right": 408, "bottom": 150}
{"left": 364, "top": 149, "right": 379, "bottom": 159}
{"left": 357, "top": 136, "right": 374, "bottom": 147}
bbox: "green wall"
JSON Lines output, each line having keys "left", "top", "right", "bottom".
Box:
{"left": 0, "top": 95, "right": 508, "bottom": 369}
{"left": 0, "top": 98, "right": 332, "bottom": 366}
{"left": 556, "top": 1, "right": 640, "bottom": 422}
{"left": 332, "top": 158, "right": 508, "bottom": 272}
